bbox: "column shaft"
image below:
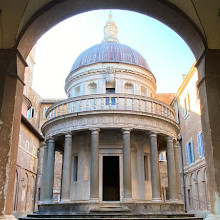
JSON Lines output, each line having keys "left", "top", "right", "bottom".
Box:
{"left": 45, "top": 138, "right": 55, "bottom": 202}
{"left": 61, "top": 133, "right": 72, "bottom": 201}
{"left": 90, "top": 129, "right": 100, "bottom": 200}
{"left": 174, "top": 141, "right": 182, "bottom": 201}
{"left": 167, "top": 136, "right": 178, "bottom": 201}
{"left": 122, "top": 129, "right": 132, "bottom": 199}
{"left": 150, "top": 132, "right": 161, "bottom": 201}
{"left": 40, "top": 142, "right": 48, "bottom": 202}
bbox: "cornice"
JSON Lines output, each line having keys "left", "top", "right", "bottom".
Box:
{"left": 42, "top": 113, "right": 179, "bottom": 140}
{"left": 175, "top": 61, "right": 197, "bottom": 98}
{"left": 21, "top": 114, "right": 44, "bottom": 141}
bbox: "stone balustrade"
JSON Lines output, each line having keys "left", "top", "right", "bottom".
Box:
{"left": 46, "top": 94, "right": 176, "bottom": 122}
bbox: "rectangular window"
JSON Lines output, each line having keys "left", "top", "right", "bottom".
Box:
{"left": 182, "top": 93, "right": 190, "bottom": 117}
{"left": 144, "top": 155, "right": 149, "bottom": 181}
{"left": 165, "top": 187, "right": 170, "bottom": 200}
{"left": 188, "top": 189, "right": 191, "bottom": 205}
{"left": 195, "top": 81, "right": 199, "bottom": 100}
{"left": 106, "top": 88, "right": 116, "bottom": 105}
{"left": 141, "top": 86, "right": 147, "bottom": 96}
{"left": 73, "top": 156, "right": 78, "bottom": 181}
{"left": 185, "top": 140, "right": 194, "bottom": 165}
{"left": 197, "top": 132, "right": 204, "bottom": 158}
{"left": 27, "top": 107, "right": 34, "bottom": 118}
{"left": 75, "top": 86, "right": 80, "bottom": 96}
{"left": 159, "top": 151, "right": 166, "bottom": 161}
{"left": 38, "top": 188, "right": 41, "bottom": 201}
{"left": 43, "top": 107, "right": 49, "bottom": 118}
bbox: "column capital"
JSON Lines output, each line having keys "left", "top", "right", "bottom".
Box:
{"left": 173, "top": 141, "right": 179, "bottom": 148}
{"left": 166, "top": 136, "right": 174, "bottom": 142}
{"left": 47, "top": 137, "right": 55, "bottom": 143}
{"left": 90, "top": 128, "right": 100, "bottom": 134}
{"left": 121, "top": 128, "right": 132, "bottom": 134}
{"left": 40, "top": 141, "right": 47, "bottom": 149}
{"left": 149, "top": 131, "right": 157, "bottom": 137}
{"left": 65, "top": 132, "right": 72, "bottom": 138}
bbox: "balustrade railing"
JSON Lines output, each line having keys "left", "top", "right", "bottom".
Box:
{"left": 46, "top": 94, "right": 176, "bottom": 122}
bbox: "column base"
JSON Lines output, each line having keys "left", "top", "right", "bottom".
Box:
{"left": 0, "top": 215, "right": 16, "bottom": 220}
{"left": 123, "top": 197, "right": 133, "bottom": 202}
{"left": 169, "top": 199, "right": 179, "bottom": 203}
{"left": 89, "top": 198, "right": 99, "bottom": 203}
{"left": 151, "top": 198, "right": 162, "bottom": 202}
{"left": 60, "top": 199, "right": 71, "bottom": 203}
{"left": 205, "top": 214, "right": 220, "bottom": 220}
{"left": 44, "top": 199, "right": 53, "bottom": 204}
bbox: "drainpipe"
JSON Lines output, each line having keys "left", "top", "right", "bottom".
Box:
{"left": 178, "top": 134, "right": 187, "bottom": 211}
{"left": 33, "top": 147, "right": 40, "bottom": 212}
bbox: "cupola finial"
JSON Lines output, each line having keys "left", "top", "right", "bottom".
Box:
{"left": 102, "top": 12, "right": 119, "bottom": 43}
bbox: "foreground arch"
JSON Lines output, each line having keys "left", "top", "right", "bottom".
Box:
{"left": 0, "top": 1, "right": 219, "bottom": 219}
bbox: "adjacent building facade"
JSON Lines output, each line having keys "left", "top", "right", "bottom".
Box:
{"left": 12, "top": 48, "right": 44, "bottom": 218}
{"left": 172, "top": 64, "right": 209, "bottom": 217}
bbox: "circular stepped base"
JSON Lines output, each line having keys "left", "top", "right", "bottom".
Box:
{"left": 19, "top": 213, "right": 203, "bottom": 220}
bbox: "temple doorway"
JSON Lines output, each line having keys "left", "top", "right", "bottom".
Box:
{"left": 103, "top": 156, "right": 120, "bottom": 201}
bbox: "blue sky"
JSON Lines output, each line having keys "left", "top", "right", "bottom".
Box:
{"left": 33, "top": 9, "right": 195, "bottom": 98}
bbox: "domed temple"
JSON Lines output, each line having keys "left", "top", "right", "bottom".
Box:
{"left": 39, "top": 14, "right": 183, "bottom": 214}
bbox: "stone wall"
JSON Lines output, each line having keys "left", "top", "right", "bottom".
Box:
{"left": 12, "top": 122, "right": 41, "bottom": 218}
{"left": 175, "top": 66, "right": 209, "bottom": 216}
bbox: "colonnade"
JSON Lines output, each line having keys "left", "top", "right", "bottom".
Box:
{"left": 39, "top": 129, "right": 182, "bottom": 203}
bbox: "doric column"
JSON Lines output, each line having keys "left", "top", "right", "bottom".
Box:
{"left": 149, "top": 132, "right": 161, "bottom": 201}
{"left": 45, "top": 138, "right": 55, "bottom": 202}
{"left": 61, "top": 133, "right": 72, "bottom": 202}
{"left": 122, "top": 128, "right": 132, "bottom": 200}
{"left": 166, "top": 136, "right": 178, "bottom": 201}
{"left": 39, "top": 142, "right": 48, "bottom": 202}
{"left": 90, "top": 128, "right": 100, "bottom": 200}
{"left": 174, "top": 141, "right": 182, "bottom": 201}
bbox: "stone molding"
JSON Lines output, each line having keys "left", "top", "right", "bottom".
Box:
{"left": 65, "top": 133, "right": 72, "bottom": 138}
{"left": 121, "top": 128, "right": 132, "bottom": 134}
{"left": 149, "top": 131, "right": 157, "bottom": 137}
{"left": 90, "top": 128, "right": 100, "bottom": 134}
{"left": 65, "top": 66, "right": 156, "bottom": 94}
{"left": 45, "top": 93, "right": 176, "bottom": 122}
{"left": 42, "top": 114, "right": 179, "bottom": 140}
{"left": 166, "top": 136, "right": 174, "bottom": 142}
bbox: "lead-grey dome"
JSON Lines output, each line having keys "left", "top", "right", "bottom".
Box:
{"left": 70, "top": 41, "right": 151, "bottom": 72}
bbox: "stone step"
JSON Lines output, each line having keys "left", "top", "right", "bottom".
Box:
{"left": 19, "top": 213, "right": 203, "bottom": 220}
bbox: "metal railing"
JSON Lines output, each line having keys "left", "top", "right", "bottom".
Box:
{"left": 46, "top": 93, "right": 176, "bottom": 122}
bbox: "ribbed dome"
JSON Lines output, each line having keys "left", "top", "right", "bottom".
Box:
{"left": 70, "top": 41, "right": 151, "bottom": 72}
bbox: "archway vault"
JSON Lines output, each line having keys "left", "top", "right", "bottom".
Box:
{"left": 16, "top": 0, "right": 206, "bottom": 60}
{"left": 0, "top": 0, "right": 220, "bottom": 219}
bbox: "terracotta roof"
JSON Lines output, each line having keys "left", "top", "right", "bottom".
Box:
{"left": 70, "top": 42, "right": 151, "bottom": 72}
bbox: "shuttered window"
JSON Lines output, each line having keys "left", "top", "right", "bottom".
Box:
{"left": 185, "top": 140, "right": 194, "bottom": 164}
{"left": 197, "top": 133, "right": 204, "bottom": 158}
